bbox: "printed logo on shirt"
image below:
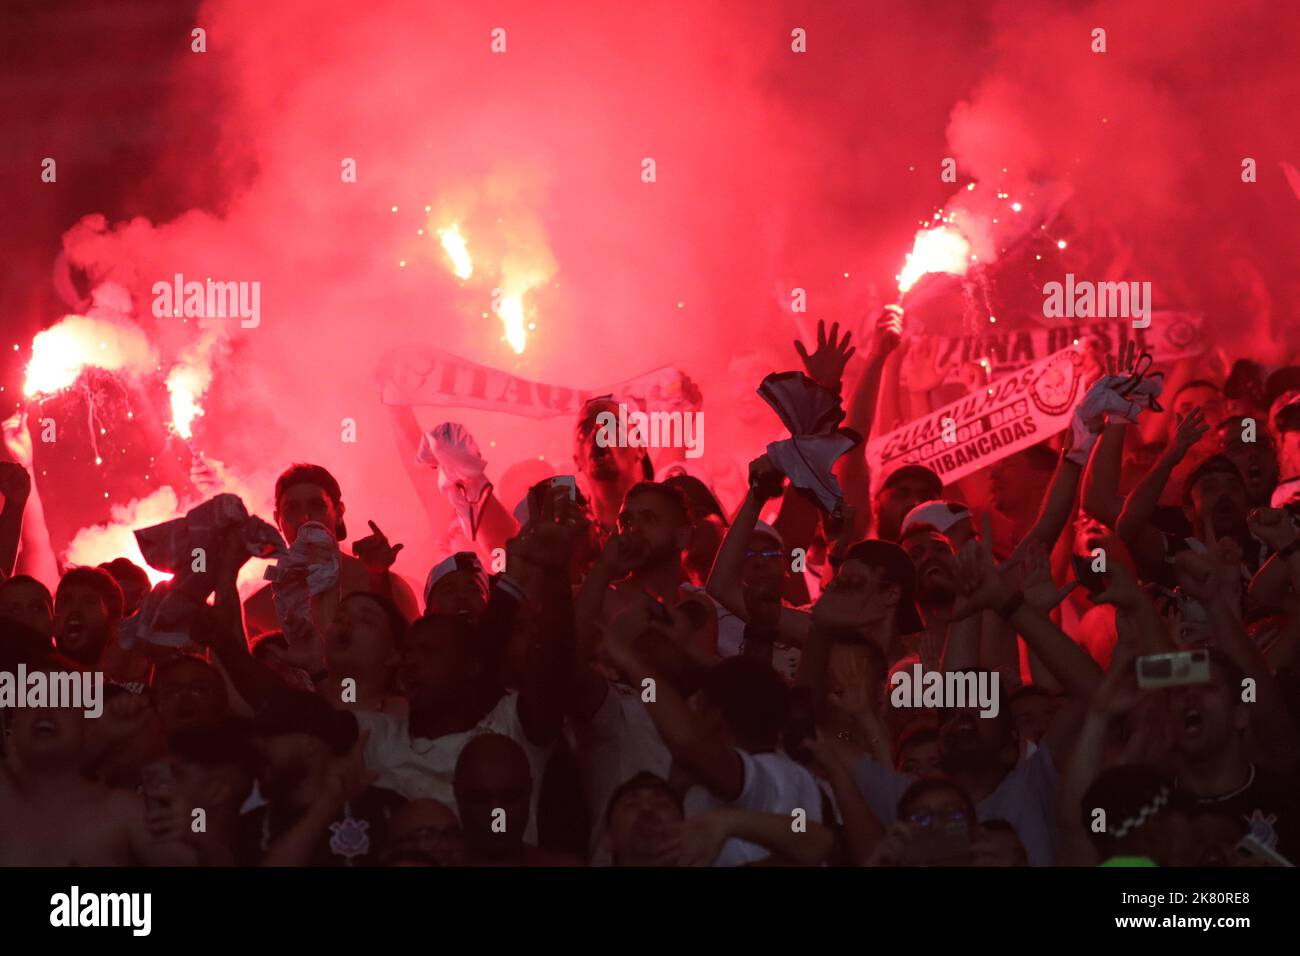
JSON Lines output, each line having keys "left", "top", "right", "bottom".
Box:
{"left": 1244, "top": 809, "right": 1279, "bottom": 849}
{"left": 329, "top": 813, "right": 371, "bottom": 859}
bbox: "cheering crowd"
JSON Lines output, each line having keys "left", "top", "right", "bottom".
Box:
{"left": 1, "top": 309, "right": 1298, "bottom": 868}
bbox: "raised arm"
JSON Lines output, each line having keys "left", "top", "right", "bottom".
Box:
{"left": 1116, "top": 407, "right": 1207, "bottom": 574}
{"left": 1009, "top": 447, "right": 1083, "bottom": 564}
{"left": 2, "top": 412, "right": 59, "bottom": 587}
{"left": 0, "top": 462, "right": 30, "bottom": 578}
{"left": 835, "top": 309, "right": 902, "bottom": 531}
{"left": 670, "top": 807, "right": 835, "bottom": 867}
{"left": 1081, "top": 423, "right": 1128, "bottom": 528}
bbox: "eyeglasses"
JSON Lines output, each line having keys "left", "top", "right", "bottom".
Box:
{"left": 905, "top": 809, "right": 970, "bottom": 830}
{"left": 745, "top": 550, "right": 784, "bottom": 560}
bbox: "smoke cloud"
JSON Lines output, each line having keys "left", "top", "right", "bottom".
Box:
{"left": 15, "top": 0, "right": 1296, "bottom": 587}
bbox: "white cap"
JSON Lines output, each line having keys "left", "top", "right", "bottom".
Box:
{"left": 901, "top": 499, "right": 972, "bottom": 536}
{"left": 423, "top": 551, "right": 488, "bottom": 607}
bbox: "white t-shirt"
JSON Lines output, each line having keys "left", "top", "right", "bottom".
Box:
{"left": 684, "top": 749, "right": 823, "bottom": 866}
{"left": 569, "top": 680, "right": 672, "bottom": 854}
{"left": 853, "top": 744, "right": 1059, "bottom": 866}
{"left": 355, "top": 692, "right": 552, "bottom": 845}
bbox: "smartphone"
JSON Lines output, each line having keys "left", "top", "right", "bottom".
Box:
{"left": 1235, "top": 834, "right": 1294, "bottom": 867}
{"left": 901, "top": 821, "right": 970, "bottom": 867}
{"left": 1136, "top": 649, "right": 1210, "bottom": 690}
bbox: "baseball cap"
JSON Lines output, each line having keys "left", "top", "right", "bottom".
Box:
{"left": 841, "top": 539, "right": 925, "bottom": 634}
{"left": 901, "top": 500, "right": 971, "bottom": 537}
{"left": 881, "top": 464, "right": 943, "bottom": 499}
{"left": 423, "top": 551, "right": 488, "bottom": 607}
{"left": 751, "top": 520, "right": 785, "bottom": 551}
{"left": 1183, "top": 455, "right": 1245, "bottom": 507}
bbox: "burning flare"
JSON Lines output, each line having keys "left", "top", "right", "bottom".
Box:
{"left": 897, "top": 225, "right": 973, "bottom": 294}
{"left": 166, "top": 364, "right": 211, "bottom": 440}
{"left": 438, "top": 225, "right": 474, "bottom": 280}
{"left": 23, "top": 314, "right": 155, "bottom": 397}
{"left": 497, "top": 290, "right": 528, "bottom": 355}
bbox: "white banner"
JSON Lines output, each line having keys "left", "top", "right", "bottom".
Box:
{"left": 869, "top": 345, "right": 1087, "bottom": 487}
{"left": 931, "top": 311, "right": 1202, "bottom": 384}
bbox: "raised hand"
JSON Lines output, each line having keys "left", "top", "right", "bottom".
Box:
{"left": 351, "top": 520, "right": 404, "bottom": 572}
{"left": 1008, "top": 540, "right": 1077, "bottom": 613}
{"left": 747, "top": 453, "right": 786, "bottom": 503}
{"left": 1164, "top": 407, "right": 1209, "bottom": 465}
{"left": 794, "top": 319, "right": 856, "bottom": 390}
{"left": 0, "top": 411, "right": 34, "bottom": 469}
{"left": 0, "top": 460, "right": 31, "bottom": 503}
{"left": 949, "top": 531, "right": 1014, "bottom": 621}
{"left": 869, "top": 306, "right": 903, "bottom": 361}
{"left": 811, "top": 574, "right": 884, "bottom": 631}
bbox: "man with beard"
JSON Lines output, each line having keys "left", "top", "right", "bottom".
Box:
{"left": 243, "top": 463, "right": 420, "bottom": 634}
{"left": 873, "top": 465, "right": 943, "bottom": 544}
{"left": 573, "top": 397, "right": 652, "bottom": 537}
{"left": 52, "top": 566, "right": 151, "bottom": 686}
{"left": 898, "top": 525, "right": 967, "bottom": 674}
{"left": 52, "top": 567, "right": 123, "bottom": 670}
{"left": 575, "top": 481, "right": 695, "bottom": 655}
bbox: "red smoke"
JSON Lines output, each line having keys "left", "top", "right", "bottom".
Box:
{"left": 5, "top": 0, "right": 1298, "bottom": 588}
